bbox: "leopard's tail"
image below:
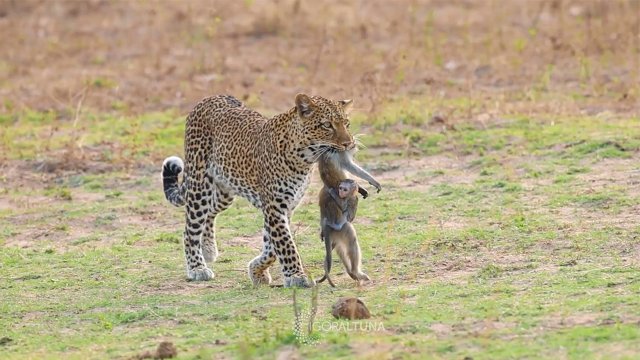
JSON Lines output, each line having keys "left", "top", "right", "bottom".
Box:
{"left": 162, "top": 156, "right": 186, "bottom": 207}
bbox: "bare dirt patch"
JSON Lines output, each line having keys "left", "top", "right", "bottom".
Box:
{"left": 373, "top": 154, "right": 480, "bottom": 190}
{"left": 579, "top": 158, "right": 640, "bottom": 195}
{"left": 0, "top": 161, "right": 178, "bottom": 251}
{"left": 225, "top": 234, "right": 262, "bottom": 250}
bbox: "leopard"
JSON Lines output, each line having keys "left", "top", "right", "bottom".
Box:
{"left": 162, "top": 93, "right": 356, "bottom": 287}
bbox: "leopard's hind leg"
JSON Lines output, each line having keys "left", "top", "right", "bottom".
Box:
{"left": 182, "top": 165, "right": 215, "bottom": 281}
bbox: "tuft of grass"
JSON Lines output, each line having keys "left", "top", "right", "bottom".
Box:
{"left": 45, "top": 187, "right": 73, "bottom": 201}
{"left": 155, "top": 232, "right": 181, "bottom": 244}
{"left": 476, "top": 264, "right": 503, "bottom": 279}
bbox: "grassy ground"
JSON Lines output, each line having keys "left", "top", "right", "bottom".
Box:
{"left": 1, "top": 94, "right": 639, "bottom": 359}
{"left": 1, "top": 1, "right": 639, "bottom": 359}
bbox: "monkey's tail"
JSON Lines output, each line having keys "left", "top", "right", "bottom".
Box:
{"left": 162, "top": 156, "right": 186, "bottom": 207}
{"left": 316, "top": 274, "right": 336, "bottom": 287}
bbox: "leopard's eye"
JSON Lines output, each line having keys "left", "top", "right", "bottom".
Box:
{"left": 346, "top": 122, "right": 351, "bottom": 129}
{"left": 322, "top": 122, "right": 332, "bottom": 129}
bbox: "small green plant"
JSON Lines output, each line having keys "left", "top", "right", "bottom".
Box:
{"left": 477, "top": 264, "right": 503, "bottom": 279}
{"left": 45, "top": 187, "right": 72, "bottom": 201}
{"left": 90, "top": 77, "right": 117, "bottom": 89}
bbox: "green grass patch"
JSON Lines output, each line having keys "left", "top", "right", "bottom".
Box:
{"left": 1, "top": 99, "right": 639, "bottom": 358}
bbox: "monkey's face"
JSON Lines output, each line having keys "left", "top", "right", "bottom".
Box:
{"left": 295, "top": 94, "right": 354, "bottom": 152}
{"left": 338, "top": 183, "right": 356, "bottom": 199}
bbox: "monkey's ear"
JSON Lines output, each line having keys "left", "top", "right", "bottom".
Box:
{"left": 339, "top": 99, "right": 353, "bottom": 114}
{"left": 295, "top": 93, "right": 315, "bottom": 118}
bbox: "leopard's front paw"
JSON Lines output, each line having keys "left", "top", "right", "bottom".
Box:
{"left": 249, "top": 268, "right": 272, "bottom": 286}
{"left": 284, "top": 274, "right": 314, "bottom": 288}
{"left": 187, "top": 266, "right": 214, "bottom": 281}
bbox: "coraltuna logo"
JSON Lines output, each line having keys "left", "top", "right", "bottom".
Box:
{"left": 292, "top": 287, "right": 320, "bottom": 345}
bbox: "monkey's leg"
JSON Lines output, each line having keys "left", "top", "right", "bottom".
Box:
{"left": 335, "top": 233, "right": 354, "bottom": 279}
{"left": 316, "top": 228, "right": 336, "bottom": 287}
{"left": 316, "top": 232, "right": 328, "bottom": 284}
{"left": 345, "top": 224, "right": 370, "bottom": 282}
{"left": 323, "top": 228, "right": 336, "bottom": 287}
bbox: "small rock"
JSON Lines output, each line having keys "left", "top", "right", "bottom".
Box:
{"left": 599, "top": 318, "right": 616, "bottom": 325}
{"left": 569, "top": 5, "right": 584, "bottom": 17}
{"left": 332, "top": 297, "right": 371, "bottom": 320}
{"left": 155, "top": 341, "right": 177, "bottom": 359}
{"left": 476, "top": 113, "right": 491, "bottom": 123}
{"left": 444, "top": 60, "right": 458, "bottom": 71}
{"left": 430, "top": 114, "right": 446, "bottom": 124}
{"left": 474, "top": 65, "right": 491, "bottom": 78}
{"left": 134, "top": 341, "right": 178, "bottom": 360}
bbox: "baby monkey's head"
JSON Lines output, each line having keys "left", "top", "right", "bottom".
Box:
{"left": 338, "top": 179, "right": 358, "bottom": 199}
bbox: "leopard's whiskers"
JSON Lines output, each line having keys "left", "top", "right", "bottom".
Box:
{"left": 310, "top": 147, "right": 332, "bottom": 163}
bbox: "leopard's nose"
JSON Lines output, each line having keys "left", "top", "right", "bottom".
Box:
{"left": 342, "top": 141, "right": 354, "bottom": 149}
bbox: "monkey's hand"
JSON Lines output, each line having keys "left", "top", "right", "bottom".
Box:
{"left": 367, "top": 178, "right": 382, "bottom": 193}
{"left": 358, "top": 186, "right": 369, "bottom": 199}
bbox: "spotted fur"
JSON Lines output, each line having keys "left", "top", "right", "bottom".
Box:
{"left": 162, "top": 94, "right": 355, "bottom": 287}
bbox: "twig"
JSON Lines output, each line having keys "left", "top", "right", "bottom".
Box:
{"left": 307, "top": 285, "right": 318, "bottom": 334}
{"left": 73, "top": 86, "right": 88, "bottom": 128}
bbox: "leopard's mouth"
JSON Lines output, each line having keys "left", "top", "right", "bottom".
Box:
{"left": 312, "top": 140, "right": 356, "bottom": 153}
{"left": 326, "top": 142, "right": 356, "bottom": 153}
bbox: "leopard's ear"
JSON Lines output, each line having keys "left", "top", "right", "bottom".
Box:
{"left": 339, "top": 99, "right": 353, "bottom": 114}
{"left": 295, "top": 93, "right": 315, "bottom": 118}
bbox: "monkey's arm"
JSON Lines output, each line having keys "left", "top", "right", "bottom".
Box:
{"left": 343, "top": 194, "right": 358, "bottom": 222}
{"left": 340, "top": 152, "right": 382, "bottom": 193}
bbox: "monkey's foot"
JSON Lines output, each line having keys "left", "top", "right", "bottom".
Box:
{"left": 187, "top": 266, "right": 214, "bottom": 281}
{"left": 355, "top": 272, "right": 371, "bottom": 282}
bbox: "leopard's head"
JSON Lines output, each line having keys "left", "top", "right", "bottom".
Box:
{"left": 295, "top": 93, "right": 354, "bottom": 155}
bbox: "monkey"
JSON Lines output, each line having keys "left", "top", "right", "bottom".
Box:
{"left": 317, "top": 178, "right": 369, "bottom": 287}
{"left": 318, "top": 147, "right": 382, "bottom": 198}
{"left": 315, "top": 149, "right": 380, "bottom": 286}
{"left": 324, "top": 179, "right": 359, "bottom": 233}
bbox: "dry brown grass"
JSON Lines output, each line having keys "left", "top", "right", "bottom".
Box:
{"left": 0, "top": 0, "right": 638, "bottom": 115}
